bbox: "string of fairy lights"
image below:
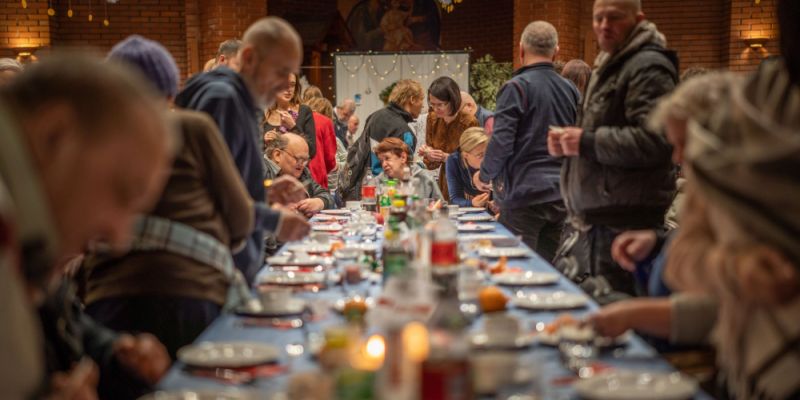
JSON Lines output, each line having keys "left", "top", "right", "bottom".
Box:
{"left": 336, "top": 52, "right": 467, "bottom": 82}
{"left": 21, "top": 0, "right": 116, "bottom": 27}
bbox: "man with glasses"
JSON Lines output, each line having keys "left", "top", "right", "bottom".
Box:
{"left": 474, "top": 21, "right": 579, "bottom": 263}
{"left": 265, "top": 133, "right": 334, "bottom": 217}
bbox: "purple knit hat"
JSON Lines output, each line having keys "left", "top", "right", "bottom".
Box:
{"left": 107, "top": 35, "right": 179, "bottom": 98}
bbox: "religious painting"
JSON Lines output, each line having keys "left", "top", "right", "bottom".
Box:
{"left": 338, "top": 0, "right": 442, "bottom": 51}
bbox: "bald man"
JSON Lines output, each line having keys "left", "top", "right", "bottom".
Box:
{"left": 547, "top": 0, "right": 678, "bottom": 302}
{"left": 176, "top": 17, "right": 311, "bottom": 283}
{"left": 265, "top": 133, "right": 333, "bottom": 216}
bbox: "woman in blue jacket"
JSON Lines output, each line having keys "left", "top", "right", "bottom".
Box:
{"left": 445, "top": 127, "right": 490, "bottom": 207}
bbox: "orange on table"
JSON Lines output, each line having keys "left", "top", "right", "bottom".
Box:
{"left": 330, "top": 241, "right": 345, "bottom": 253}
{"left": 478, "top": 285, "right": 508, "bottom": 313}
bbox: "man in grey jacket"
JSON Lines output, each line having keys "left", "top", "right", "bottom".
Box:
{"left": 548, "top": 0, "right": 678, "bottom": 302}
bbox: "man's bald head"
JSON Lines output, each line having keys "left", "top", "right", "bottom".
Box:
{"left": 271, "top": 132, "right": 308, "bottom": 178}
{"left": 238, "top": 17, "right": 303, "bottom": 108}
{"left": 243, "top": 17, "right": 302, "bottom": 60}
{"left": 460, "top": 91, "right": 478, "bottom": 116}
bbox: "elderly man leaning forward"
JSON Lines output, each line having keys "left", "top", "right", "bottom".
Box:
{"left": 176, "top": 17, "right": 311, "bottom": 284}
{"left": 548, "top": 0, "right": 678, "bottom": 303}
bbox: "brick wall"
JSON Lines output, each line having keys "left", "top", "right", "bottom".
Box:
{"left": 49, "top": 0, "right": 188, "bottom": 77}
{"left": 0, "top": 0, "right": 51, "bottom": 58}
{"left": 644, "top": 0, "right": 728, "bottom": 70}
{"left": 439, "top": 0, "right": 514, "bottom": 63}
{"left": 198, "top": 0, "right": 266, "bottom": 71}
{"left": 725, "top": 0, "right": 779, "bottom": 72}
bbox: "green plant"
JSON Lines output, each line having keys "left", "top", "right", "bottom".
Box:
{"left": 379, "top": 81, "right": 398, "bottom": 105}
{"left": 469, "top": 54, "right": 513, "bottom": 111}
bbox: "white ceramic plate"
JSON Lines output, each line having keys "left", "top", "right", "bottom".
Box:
{"left": 177, "top": 342, "right": 280, "bottom": 368}
{"left": 311, "top": 214, "right": 346, "bottom": 222}
{"left": 538, "top": 326, "right": 631, "bottom": 347}
{"left": 266, "top": 254, "right": 333, "bottom": 267}
{"left": 469, "top": 332, "right": 536, "bottom": 349}
{"left": 458, "top": 214, "right": 494, "bottom": 222}
{"left": 459, "top": 207, "right": 486, "bottom": 213}
{"left": 458, "top": 234, "right": 520, "bottom": 247}
{"left": 235, "top": 298, "right": 307, "bottom": 318}
{"left": 574, "top": 370, "right": 698, "bottom": 400}
{"left": 512, "top": 291, "right": 588, "bottom": 310}
{"left": 140, "top": 390, "right": 257, "bottom": 400}
{"left": 457, "top": 224, "right": 495, "bottom": 232}
{"left": 492, "top": 271, "right": 559, "bottom": 286}
{"left": 259, "top": 271, "right": 327, "bottom": 286}
{"left": 285, "top": 243, "right": 332, "bottom": 254}
{"left": 320, "top": 209, "right": 351, "bottom": 215}
{"left": 478, "top": 247, "right": 530, "bottom": 258}
{"left": 312, "top": 223, "right": 343, "bottom": 232}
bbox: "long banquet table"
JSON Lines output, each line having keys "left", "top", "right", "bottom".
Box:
{"left": 158, "top": 212, "right": 712, "bottom": 399}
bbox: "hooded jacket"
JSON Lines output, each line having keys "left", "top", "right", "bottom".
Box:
{"left": 337, "top": 102, "right": 415, "bottom": 201}
{"left": 175, "top": 67, "right": 280, "bottom": 283}
{"left": 562, "top": 21, "right": 678, "bottom": 226}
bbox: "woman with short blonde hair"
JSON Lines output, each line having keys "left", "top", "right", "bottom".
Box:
{"left": 444, "top": 126, "right": 490, "bottom": 207}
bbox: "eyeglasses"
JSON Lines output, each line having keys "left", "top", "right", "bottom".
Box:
{"left": 279, "top": 148, "right": 310, "bottom": 166}
{"left": 429, "top": 101, "right": 450, "bottom": 110}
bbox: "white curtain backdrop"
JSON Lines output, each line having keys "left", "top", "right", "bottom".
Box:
{"left": 334, "top": 52, "right": 470, "bottom": 138}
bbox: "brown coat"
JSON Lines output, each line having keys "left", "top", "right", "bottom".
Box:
{"left": 423, "top": 111, "right": 478, "bottom": 199}
{"left": 84, "top": 110, "right": 254, "bottom": 306}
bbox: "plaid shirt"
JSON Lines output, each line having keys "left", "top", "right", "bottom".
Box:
{"left": 130, "top": 216, "right": 252, "bottom": 309}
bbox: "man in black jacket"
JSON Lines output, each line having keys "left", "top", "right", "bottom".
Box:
{"left": 474, "top": 21, "right": 579, "bottom": 262}
{"left": 548, "top": 0, "right": 678, "bottom": 303}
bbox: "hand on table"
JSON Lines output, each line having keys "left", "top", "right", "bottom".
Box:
{"left": 113, "top": 333, "right": 170, "bottom": 385}
{"left": 268, "top": 175, "right": 308, "bottom": 206}
{"left": 586, "top": 301, "right": 636, "bottom": 338}
{"left": 276, "top": 210, "right": 311, "bottom": 242}
{"left": 48, "top": 358, "right": 99, "bottom": 400}
{"left": 295, "top": 198, "right": 325, "bottom": 217}
{"left": 471, "top": 192, "right": 490, "bottom": 208}
{"left": 611, "top": 230, "right": 658, "bottom": 272}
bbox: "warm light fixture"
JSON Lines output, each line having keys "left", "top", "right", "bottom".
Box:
{"left": 743, "top": 37, "right": 769, "bottom": 49}
{"left": 15, "top": 47, "right": 38, "bottom": 64}
{"left": 438, "top": 0, "right": 463, "bottom": 13}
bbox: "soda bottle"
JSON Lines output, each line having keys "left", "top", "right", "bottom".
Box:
{"left": 361, "top": 172, "right": 377, "bottom": 212}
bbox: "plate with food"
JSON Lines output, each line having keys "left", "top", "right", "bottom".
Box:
{"left": 177, "top": 341, "right": 280, "bottom": 368}
{"left": 537, "top": 315, "right": 630, "bottom": 347}
{"left": 258, "top": 271, "right": 327, "bottom": 286}
{"left": 266, "top": 254, "right": 333, "bottom": 267}
{"left": 311, "top": 223, "right": 343, "bottom": 232}
{"left": 459, "top": 207, "right": 486, "bottom": 213}
{"left": 320, "top": 209, "right": 351, "bottom": 216}
{"left": 492, "top": 271, "right": 560, "bottom": 286}
{"left": 478, "top": 247, "right": 530, "bottom": 258}
{"left": 457, "top": 223, "right": 495, "bottom": 233}
{"left": 285, "top": 243, "right": 332, "bottom": 254}
{"left": 512, "top": 291, "right": 589, "bottom": 311}
{"left": 458, "top": 214, "right": 494, "bottom": 222}
{"left": 234, "top": 298, "right": 307, "bottom": 318}
{"left": 573, "top": 370, "right": 698, "bottom": 400}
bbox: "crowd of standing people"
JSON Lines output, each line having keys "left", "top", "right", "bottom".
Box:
{"left": 1, "top": 0, "right": 800, "bottom": 398}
